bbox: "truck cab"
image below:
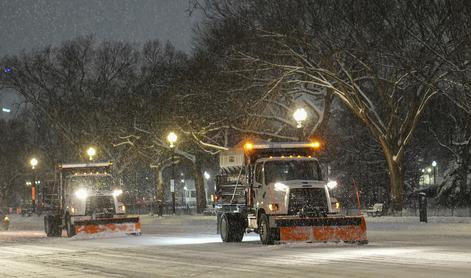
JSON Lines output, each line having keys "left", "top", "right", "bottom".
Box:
{"left": 64, "top": 173, "right": 126, "bottom": 219}
{"left": 251, "top": 156, "right": 332, "bottom": 217}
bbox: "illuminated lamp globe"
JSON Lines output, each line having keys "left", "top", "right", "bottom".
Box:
{"left": 30, "top": 158, "right": 38, "bottom": 170}
{"left": 87, "top": 147, "right": 96, "bottom": 161}
{"left": 293, "top": 108, "right": 308, "bottom": 128}
{"left": 167, "top": 132, "right": 178, "bottom": 148}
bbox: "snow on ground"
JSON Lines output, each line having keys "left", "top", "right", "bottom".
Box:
{"left": 1, "top": 215, "right": 471, "bottom": 277}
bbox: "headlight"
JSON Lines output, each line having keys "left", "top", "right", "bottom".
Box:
{"left": 327, "top": 180, "right": 338, "bottom": 189}
{"left": 74, "top": 189, "right": 88, "bottom": 200}
{"left": 274, "top": 182, "right": 288, "bottom": 192}
{"left": 113, "top": 189, "right": 123, "bottom": 197}
{"left": 4, "top": 216, "right": 9, "bottom": 221}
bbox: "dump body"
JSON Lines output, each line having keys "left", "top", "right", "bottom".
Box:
{"left": 43, "top": 162, "right": 140, "bottom": 237}
{"left": 217, "top": 141, "right": 367, "bottom": 245}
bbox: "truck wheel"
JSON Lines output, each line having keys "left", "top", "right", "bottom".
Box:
{"left": 220, "top": 213, "right": 245, "bottom": 243}
{"left": 51, "top": 215, "right": 62, "bottom": 237}
{"left": 44, "top": 216, "right": 57, "bottom": 237}
{"left": 231, "top": 214, "right": 245, "bottom": 242}
{"left": 220, "top": 214, "right": 233, "bottom": 242}
{"left": 65, "top": 216, "right": 76, "bottom": 237}
{"left": 259, "top": 214, "right": 275, "bottom": 245}
{"left": 44, "top": 216, "right": 51, "bottom": 236}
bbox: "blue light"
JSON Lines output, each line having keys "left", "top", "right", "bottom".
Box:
{"left": 4, "top": 67, "right": 12, "bottom": 73}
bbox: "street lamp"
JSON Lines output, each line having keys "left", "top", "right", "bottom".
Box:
{"left": 167, "top": 131, "right": 178, "bottom": 214}
{"left": 293, "top": 108, "right": 307, "bottom": 140}
{"left": 167, "top": 132, "right": 177, "bottom": 148}
{"left": 293, "top": 108, "right": 307, "bottom": 128}
{"left": 29, "top": 158, "right": 38, "bottom": 212}
{"left": 30, "top": 158, "right": 38, "bottom": 170}
{"left": 87, "top": 147, "right": 96, "bottom": 161}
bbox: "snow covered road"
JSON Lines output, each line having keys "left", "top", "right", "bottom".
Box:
{"left": 1, "top": 215, "right": 471, "bottom": 277}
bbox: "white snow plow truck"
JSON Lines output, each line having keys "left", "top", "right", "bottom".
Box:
{"left": 43, "top": 162, "right": 141, "bottom": 237}
{"left": 215, "top": 141, "right": 367, "bottom": 245}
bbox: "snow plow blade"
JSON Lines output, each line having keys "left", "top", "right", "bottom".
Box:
{"left": 74, "top": 217, "right": 141, "bottom": 237}
{"left": 277, "top": 216, "right": 367, "bottom": 243}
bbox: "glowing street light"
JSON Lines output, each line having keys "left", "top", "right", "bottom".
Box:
{"left": 167, "top": 132, "right": 178, "bottom": 148}
{"left": 30, "top": 158, "right": 38, "bottom": 170}
{"left": 87, "top": 147, "right": 96, "bottom": 161}
{"left": 293, "top": 108, "right": 307, "bottom": 128}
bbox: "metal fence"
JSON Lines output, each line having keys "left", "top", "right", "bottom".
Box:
{"left": 342, "top": 207, "right": 471, "bottom": 217}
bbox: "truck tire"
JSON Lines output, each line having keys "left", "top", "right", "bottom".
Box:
{"left": 220, "top": 213, "right": 245, "bottom": 243}
{"left": 220, "top": 214, "right": 232, "bottom": 242}
{"left": 44, "top": 216, "right": 54, "bottom": 237}
{"left": 231, "top": 214, "right": 245, "bottom": 242}
{"left": 54, "top": 215, "right": 63, "bottom": 237}
{"left": 65, "top": 215, "right": 76, "bottom": 237}
{"left": 47, "top": 215, "right": 62, "bottom": 237}
{"left": 259, "top": 214, "right": 277, "bottom": 245}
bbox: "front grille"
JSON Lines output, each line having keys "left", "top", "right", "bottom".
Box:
{"left": 288, "top": 188, "right": 328, "bottom": 216}
{"left": 85, "top": 195, "right": 115, "bottom": 217}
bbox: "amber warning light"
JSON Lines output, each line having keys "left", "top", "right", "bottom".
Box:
{"left": 310, "top": 141, "right": 321, "bottom": 149}
{"left": 244, "top": 142, "right": 254, "bottom": 151}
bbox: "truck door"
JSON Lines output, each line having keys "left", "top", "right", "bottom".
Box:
{"left": 253, "top": 162, "right": 265, "bottom": 207}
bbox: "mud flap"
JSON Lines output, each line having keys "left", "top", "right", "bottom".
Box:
{"left": 277, "top": 216, "right": 367, "bottom": 243}
{"left": 74, "top": 217, "right": 141, "bottom": 236}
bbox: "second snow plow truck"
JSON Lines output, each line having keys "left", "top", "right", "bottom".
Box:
{"left": 215, "top": 141, "right": 367, "bottom": 245}
{"left": 43, "top": 162, "right": 141, "bottom": 237}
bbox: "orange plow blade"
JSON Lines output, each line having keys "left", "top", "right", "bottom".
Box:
{"left": 278, "top": 216, "right": 367, "bottom": 243}
{"left": 74, "top": 217, "right": 141, "bottom": 237}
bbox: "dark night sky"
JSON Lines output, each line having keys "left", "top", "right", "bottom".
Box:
{"left": 0, "top": 0, "right": 201, "bottom": 119}
{"left": 0, "top": 0, "right": 200, "bottom": 56}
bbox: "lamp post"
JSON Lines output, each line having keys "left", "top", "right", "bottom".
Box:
{"left": 293, "top": 108, "right": 307, "bottom": 140}
{"left": 167, "top": 132, "right": 178, "bottom": 214}
{"left": 432, "top": 161, "right": 437, "bottom": 186}
{"left": 30, "top": 158, "right": 38, "bottom": 213}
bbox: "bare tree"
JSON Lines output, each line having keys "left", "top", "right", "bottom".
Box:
{"left": 199, "top": 0, "right": 471, "bottom": 210}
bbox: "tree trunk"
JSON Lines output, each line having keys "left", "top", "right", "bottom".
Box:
{"left": 459, "top": 143, "right": 470, "bottom": 203}
{"left": 192, "top": 158, "right": 207, "bottom": 213}
{"left": 155, "top": 161, "right": 173, "bottom": 215}
{"left": 156, "top": 166, "right": 165, "bottom": 207}
{"left": 380, "top": 139, "right": 404, "bottom": 212}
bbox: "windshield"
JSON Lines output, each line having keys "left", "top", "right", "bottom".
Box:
{"left": 66, "top": 175, "right": 113, "bottom": 191}
{"left": 264, "top": 160, "right": 321, "bottom": 184}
